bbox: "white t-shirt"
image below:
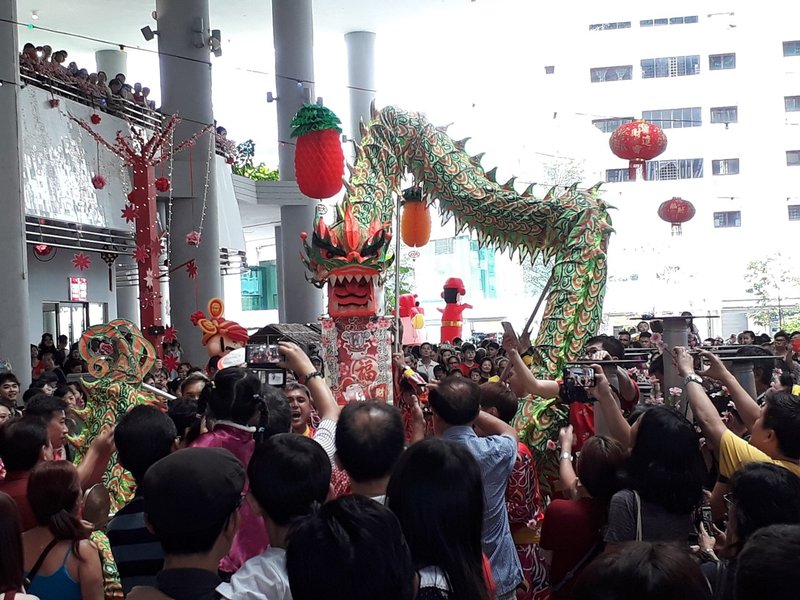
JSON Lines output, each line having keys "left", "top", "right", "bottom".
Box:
{"left": 217, "top": 546, "right": 291, "bottom": 600}
{"left": 313, "top": 418, "right": 337, "bottom": 465}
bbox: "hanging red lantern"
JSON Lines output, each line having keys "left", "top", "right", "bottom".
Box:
{"left": 290, "top": 104, "right": 344, "bottom": 199}
{"left": 155, "top": 177, "right": 171, "bottom": 192}
{"left": 657, "top": 197, "right": 695, "bottom": 236}
{"left": 400, "top": 187, "right": 431, "bottom": 248}
{"left": 609, "top": 120, "right": 668, "bottom": 181}
{"left": 34, "top": 244, "right": 53, "bottom": 257}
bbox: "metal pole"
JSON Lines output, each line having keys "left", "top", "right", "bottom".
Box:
{"left": 394, "top": 192, "right": 402, "bottom": 352}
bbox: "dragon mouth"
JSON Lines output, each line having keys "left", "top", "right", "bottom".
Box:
{"left": 327, "top": 268, "right": 379, "bottom": 317}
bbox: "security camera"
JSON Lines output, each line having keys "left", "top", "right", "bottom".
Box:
{"left": 141, "top": 26, "right": 158, "bottom": 41}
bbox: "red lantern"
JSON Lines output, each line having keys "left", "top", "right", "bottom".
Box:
{"left": 658, "top": 197, "right": 695, "bottom": 236}
{"left": 609, "top": 120, "right": 668, "bottom": 181}
{"left": 34, "top": 244, "right": 53, "bottom": 257}
{"left": 291, "top": 105, "right": 344, "bottom": 199}
{"left": 155, "top": 177, "right": 171, "bottom": 192}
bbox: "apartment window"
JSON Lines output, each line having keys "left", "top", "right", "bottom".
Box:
{"left": 241, "top": 260, "right": 279, "bottom": 311}
{"left": 640, "top": 15, "right": 698, "bottom": 27}
{"left": 710, "top": 106, "right": 738, "bottom": 124}
{"left": 589, "top": 21, "right": 631, "bottom": 31}
{"left": 644, "top": 158, "right": 703, "bottom": 180}
{"left": 590, "top": 65, "right": 633, "bottom": 82}
{"left": 544, "top": 65, "right": 555, "bottom": 74}
{"left": 788, "top": 150, "right": 800, "bottom": 166}
{"left": 714, "top": 211, "right": 741, "bottom": 228}
{"left": 788, "top": 205, "right": 800, "bottom": 221}
{"left": 641, "top": 55, "right": 700, "bottom": 78}
{"left": 786, "top": 96, "right": 800, "bottom": 112}
{"left": 605, "top": 168, "right": 631, "bottom": 183}
{"left": 642, "top": 107, "right": 701, "bottom": 129}
{"left": 709, "top": 53, "right": 736, "bottom": 70}
{"left": 434, "top": 238, "right": 454, "bottom": 255}
{"left": 592, "top": 117, "right": 634, "bottom": 133}
{"left": 784, "top": 41, "right": 800, "bottom": 56}
{"left": 712, "top": 159, "right": 740, "bottom": 175}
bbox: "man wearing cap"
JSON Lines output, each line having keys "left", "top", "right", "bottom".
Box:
{"left": 127, "top": 447, "right": 245, "bottom": 600}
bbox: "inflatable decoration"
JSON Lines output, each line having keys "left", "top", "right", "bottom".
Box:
{"left": 301, "top": 106, "right": 612, "bottom": 490}
{"left": 398, "top": 292, "right": 426, "bottom": 346}
{"left": 438, "top": 277, "right": 472, "bottom": 344}
{"left": 191, "top": 298, "right": 249, "bottom": 358}
{"left": 291, "top": 103, "right": 345, "bottom": 199}
{"left": 69, "top": 319, "right": 160, "bottom": 510}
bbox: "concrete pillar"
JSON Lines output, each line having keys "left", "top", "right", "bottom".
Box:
{"left": 345, "top": 31, "right": 376, "bottom": 143}
{"left": 0, "top": 1, "right": 32, "bottom": 388}
{"left": 116, "top": 283, "right": 141, "bottom": 327}
{"left": 661, "top": 316, "right": 690, "bottom": 416}
{"left": 156, "top": 0, "right": 222, "bottom": 365}
{"left": 95, "top": 49, "right": 128, "bottom": 79}
{"left": 273, "top": 0, "right": 323, "bottom": 324}
{"left": 729, "top": 360, "right": 758, "bottom": 401}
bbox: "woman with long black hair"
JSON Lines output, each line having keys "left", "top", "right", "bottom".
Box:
{"left": 387, "top": 438, "right": 491, "bottom": 600}
{"left": 0, "top": 492, "right": 38, "bottom": 599}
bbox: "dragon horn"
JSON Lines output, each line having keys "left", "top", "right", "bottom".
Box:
{"left": 502, "top": 176, "right": 517, "bottom": 191}
{"left": 544, "top": 185, "right": 558, "bottom": 200}
{"left": 485, "top": 167, "right": 498, "bottom": 183}
{"left": 359, "top": 119, "right": 369, "bottom": 139}
{"left": 522, "top": 183, "right": 536, "bottom": 197}
{"left": 369, "top": 100, "right": 378, "bottom": 121}
{"left": 454, "top": 137, "right": 471, "bottom": 151}
{"left": 469, "top": 152, "right": 485, "bottom": 168}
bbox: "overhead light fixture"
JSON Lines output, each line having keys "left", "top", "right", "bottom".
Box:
{"left": 31, "top": 10, "right": 39, "bottom": 20}
{"left": 141, "top": 26, "right": 158, "bottom": 41}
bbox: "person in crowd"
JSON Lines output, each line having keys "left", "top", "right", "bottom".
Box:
{"left": 0, "top": 493, "right": 39, "bottom": 599}
{"left": 256, "top": 391, "right": 293, "bottom": 441}
{"left": 96, "top": 71, "right": 112, "bottom": 98}
{"left": 335, "top": 401, "right": 405, "bottom": 503}
{"left": 540, "top": 431, "right": 626, "bottom": 599}
{"left": 458, "top": 343, "right": 479, "bottom": 377}
{"left": 470, "top": 368, "right": 482, "bottom": 383}
{"left": 479, "top": 382, "right": 548, "bottom": 599}
{"left": 446, "top": 355, "right": 460, "bottom": 372}
{"left": 486, "top": 340, "right": 501, "bottom": 361}
{"left": 740, "top": 330, "right": 756, "bottom": 346}
{"left": 675, "top": 347, "right": 800, "bottom": 480}
{"left": 218, "top": 434, "right": 331, "bottom": 600}
{"left": 572, "top": 542, "right": 711, "bottom": 600}
{"left": 0, "top": 404, "right": 10, "bottom": 425}
{"left": 617, "top": 330, "right": 631, "bottom": 348}
{"left": 432, "top": 364, "right": 445, "bottom": 382}
{"left": 736, "top": 524, "right": 800, "bottom": 600}
{"left": 23, "top": 461, "right": 104, "bottom": 600}
{"left": 127, "top": 448, "right": 245, "bottom": 600}
{"left": 285, "top": 382, "right": 315, "bottom": 437}
{"left": 54, "top": 335, "right": 68, "bottom": 367}
{"left": 286, "top": 495, "right": 414, "bottom": 600}
{"left": 189, "top": 368, "right": 269, "bottom": 576}
{"left": 106, "top": 406, "right": 177, "bottom": 595}
{"left": 0, "top": 373, "right": 21, "bottom": 414}
{"left": 638, "top": 330, "right": 653, "bottom": 348}
{"left": 141, "top": 87, "right": 155, "bottom": 110}
{"left": 179, "top": 372, "right": 209, "bottom": 402}
{"left": 429, "top": 377, "right": 522, "bottom": 600}
{"left": 479, "top": 358, "right": 496, "bottom": 382}
{"left": 0, "top": 415, "right": 52, "bottom": 531}
{"left": 416, "top": 342, "right": 438, "bottom": 380}
{"left": 699, "top": 462, "right": 800, "bottom": 600}
{"left": 388, "top": 438, "right": 492, "bottom": 600}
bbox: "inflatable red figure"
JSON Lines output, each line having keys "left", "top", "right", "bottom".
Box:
{"left": 438, "top": 278, "right": 472, "bottom": 344}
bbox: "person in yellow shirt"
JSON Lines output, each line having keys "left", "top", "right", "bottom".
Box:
{"left": 674, "top": 347, "right": 800, "bottom": 480}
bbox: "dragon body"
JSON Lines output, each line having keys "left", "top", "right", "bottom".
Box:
{"left": 303, "top": 106, "right": 612, "bottom": 487}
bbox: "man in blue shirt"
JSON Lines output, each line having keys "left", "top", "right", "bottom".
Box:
{"left": 429, "top": 377, "right": 522, "bottom": 599}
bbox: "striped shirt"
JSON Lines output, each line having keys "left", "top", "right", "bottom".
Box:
{"left": 106, "top": 494, "right": 165, "bottom": 594}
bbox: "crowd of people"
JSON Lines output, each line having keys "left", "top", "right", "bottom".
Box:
{"left": 1, "top": 318, "right": 800, "bottom": 600}
{"left": 19, "top": 42, "right": 156, "bottom": 111}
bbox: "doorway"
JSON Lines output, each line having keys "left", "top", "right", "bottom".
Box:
{"left": 42, "top": 302, "right": 108, "bottom": 346}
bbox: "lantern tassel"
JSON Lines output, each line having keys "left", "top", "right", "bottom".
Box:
{"left": 629, "top": 161, "right": 637, "bottom": 181}
{"left": 671, "top": 223, "right": 682, "bottom": 236}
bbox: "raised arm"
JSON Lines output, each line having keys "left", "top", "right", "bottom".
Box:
{"left": 76, "top": 429, "right": 115, "bottom": 490}
{"left": 279, "top": 341, "right": 340, "bottom": 422}
{"left": 675, "top": 347, "right": 727, "bottom": 448}
{"left": 590, "top": 365, "right": 632, "bottom": 449}
{"left": 502, "top": 333, "right": 559, "bottom": 399}
{"left": 697, "top": 350, "right": 759, "bottom": 430}
{"left": 474, "top": 408, "right": 517, "bottom": 440}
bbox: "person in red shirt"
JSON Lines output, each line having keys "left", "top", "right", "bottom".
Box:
{"left": 458, "top": 343, "right": 479, "bottom": 377}
{"left": 539, "top": 434, "right": 626, "bottom": 599}
{"left": 0, "top": 415, "right": 53, "bottom": 531}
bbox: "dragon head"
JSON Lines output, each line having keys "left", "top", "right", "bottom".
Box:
{"left": 301, "top": 204, "right": 393, "bottom": 317}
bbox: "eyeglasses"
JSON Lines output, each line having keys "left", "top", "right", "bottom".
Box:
{"left": 723, "top": 493, "right": 735, "bottom": 509}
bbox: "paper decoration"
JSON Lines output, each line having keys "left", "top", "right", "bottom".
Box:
{"left": 72, "top": 252, "right": 92, "bottom": 271}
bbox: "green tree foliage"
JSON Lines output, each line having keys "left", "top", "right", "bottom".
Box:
{"left": 231, "top": 139, "right": 279, "bottom": 181}
{"left": 744, "top": 254, "right": 800, "bottom": 330}
{"left": 383, "top": 252, "right": 415, "bottom": 314}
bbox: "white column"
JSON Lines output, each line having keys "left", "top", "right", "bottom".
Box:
{"left": 345, "top": 31, "right": 376, "bottom": 143}
{"left": 0, "top": 0, "right": 32, "bottom": 387}
{"left": 94, "top": 49, "right": 128, "bottom": 80}
{"left": 273, "top": 0, "right": 323, "bottom": 324}
{"left": 156, "top": 0, "right": 222, "bottom": 365}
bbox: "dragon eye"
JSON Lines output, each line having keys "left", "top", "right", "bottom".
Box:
{"left": 361, "top": 233, "right": 385, "bottom": 258}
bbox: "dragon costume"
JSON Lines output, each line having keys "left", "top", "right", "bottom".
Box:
{"left": 302, "top": 105, "right": 612, "bottom": 492}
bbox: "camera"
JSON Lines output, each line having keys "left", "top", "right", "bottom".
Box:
{"left": 559, "top": 366, "right": 596, "bottom": 404}
{"left": 246, "top": 342, "right": 285, "bottom": 387}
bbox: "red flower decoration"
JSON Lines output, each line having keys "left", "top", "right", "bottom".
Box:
{"left": 226, "top": 156, "right": 234, "bottom": 165}
{"left": 99, "top": 342, "right": 113, "bottom": 356}
{"left": 186, "top": 259, "right": 198, "bottom": 279}
{"left": 121, "top": 204, "right": 138, "bottom": 223}
{"left": 133, "top": 244, "right": 150, "bottom": 263}
{"left": 186, "top": 231, "right": 201, "bottom": 247}
{"left": 163, "top": 355, "right": 180, "bottom": 373}
{"left": 91, "top": 175, "right": 107, "bottom": 190}
{"left": 72, "top": 252, "right": 91, "bottom": 271}
{"left": 190, "top": 310, "right": 205, "bottom": 326}
{"left": 163, "top": 325, "right": 178, "bottom": 343}
{"left": 127, "top": 191, "right": 137, "bottom": 204}
{"left": 90, "top": 114, "right": 102, "bottom": 125}
{"left": 49, "top": 98, "right": 60, "bottom": 108}
{"left": 155, "top": 177, "right": 171, "bottom": 193}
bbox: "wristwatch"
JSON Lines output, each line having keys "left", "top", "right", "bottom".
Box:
{"left": 560, "top": 451, "right": 573, "bottom": 462}
{"left": 684, "top": 374, "right": 704, "bottom": 386}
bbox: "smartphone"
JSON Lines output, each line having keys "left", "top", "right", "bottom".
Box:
{"left": 700, "top": 505, "right": 714, "bottom": 532}
{"left": 501, "top": 321, "right": 518, "bottom": 345}
{"left": 563, "top": 366, "right": 596, "bottom": 388}
{"left": 245, "top": 343, "right": 281, "bottom": 365}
